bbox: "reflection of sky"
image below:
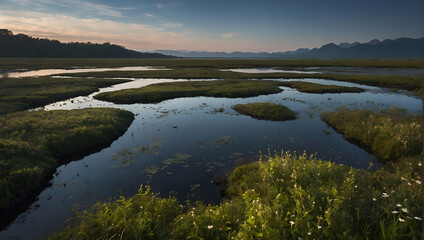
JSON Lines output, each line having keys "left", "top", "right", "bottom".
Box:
{"left": 2, "top": 77, "right": 422, "bottom": 239}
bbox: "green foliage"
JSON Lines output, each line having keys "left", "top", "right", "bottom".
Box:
{"left": 50, "top": 186, "right": 181, "bottom": 240}
{"left": 233, "top": 102, "right": 296, "bottom": 121}
{"left": 278, "top": 81, "right": 364, "bottom": 93}
{"left": 94, "top": 79, "right": 284, "bottom": 104}
{"left": 321, "top": 107, "right": 422, "bottom": 161}
{"left": 0, "top": 108, "right": 134, "bottom": 208}
{"left": 0, "top": 77, "right": 130, "bottom": 114}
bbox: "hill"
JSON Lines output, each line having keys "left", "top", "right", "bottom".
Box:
{"left": 0, "top": 29, "right": 173, "bottom": 58}
{"left": 156, "top": 37, "right": 424, "bottom": 59}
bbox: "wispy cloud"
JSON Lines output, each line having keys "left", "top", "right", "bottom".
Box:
{"left": 156, "top": 3, "right": 164, "bottom": 8}
{"left": 143, "top": 13, "right": 155, "bottom": 18}
{"left": 8, "top": 0, "right": 133, "bottom": 17}
{"left": 160, "top": 21, "right": 184, "bottom": 28}
{"left": 221, "top": 32, "right": 239, "bottom": 39}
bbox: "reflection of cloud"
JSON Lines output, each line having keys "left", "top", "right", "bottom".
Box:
{"left": 8, "top": 0, "right": 133, "bottom": 17}
{"left": 221, "top": 32, "right": 239, "bottom": 38}
{"left": 160, "top": 21, "right": 184, "bottom": 28}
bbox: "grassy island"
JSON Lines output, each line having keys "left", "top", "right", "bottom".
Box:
{"left": 233, "top": 102, "right": 296, "bottom": 121}
{"left": 94, "top": 79, "right": 284, "bottom": 104}
{"left": 278, "top": 81, "right": 364, "bottom": 93}
{"left": 0, "top": 108, "right": 134, "bottom": 209}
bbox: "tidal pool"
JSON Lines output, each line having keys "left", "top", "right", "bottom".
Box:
{"left": 0, "top": 76, "right": 421, "bottom": 239}
{"left": 0, "top": 66, "right": 167, "bottom": 78}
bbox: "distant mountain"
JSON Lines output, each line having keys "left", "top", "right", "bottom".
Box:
{"left": 0, "top": 29, "right": 174, "bottom": 58}
{"left": 155, "top": 48, "right": 311, "bottom": 59}
{"left": 338, "top": 42, "right": 360, "bottom": 48}
{"left": 292, "top": 37, "right": 424, "bottom": 59}
{"left": 156, "top": 37, "right": 423, "bottom": 59}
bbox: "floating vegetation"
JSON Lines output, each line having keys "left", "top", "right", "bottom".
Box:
{"left": 212, "top": 136, "right": 234, "bottom": 147}
{"left": 144, "top": 165, "right": 160, "bottom": 174}
{"left": 110, "top": 140, "right": 164, "bottom": 169}
{"left": 163, "top": 153, "right": 192, "bottom": 165}
{"left": 189, "top": 184, "right": 201, "bottom": 191}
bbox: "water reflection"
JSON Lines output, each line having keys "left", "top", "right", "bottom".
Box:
{"left": 0, "top": 66, "right": 167, "bottom": 78}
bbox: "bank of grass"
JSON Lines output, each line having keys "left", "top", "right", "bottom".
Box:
{"left": 50, "top": 108, "right": 423, "bottom": 239}
{"left": 0, "top": 77, "right": 131, "bottom": 115}
{"left": 94, "top": 79, "right": 284, "bottom": 104}
{"left": 278, "top": 81, "right": 364, "bottom": 93}
{"left": 0, "top": 108, "right": 134, "bottom": 209}
{"left": 321, "top": 107, "right": 422, "bottom": 161}
{"left": 233, "top": 102, "right": 296, "bottom": 121}
{"left": 1, "top": 58, "right": 423, "bottom": 70}
{"left": 64, "top": 68, "right": 422, "bottom": 93}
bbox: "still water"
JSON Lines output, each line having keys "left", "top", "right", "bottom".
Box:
{"left": 0, "top": 76, "right": 421, "bottom": 239}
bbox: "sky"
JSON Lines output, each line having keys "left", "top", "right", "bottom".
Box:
{"left": 1, "top": 0, "right": 423, "bottom": 52}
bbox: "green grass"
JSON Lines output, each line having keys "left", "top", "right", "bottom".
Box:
{"left": 278, "top": 81, "right": 364, "bottom": 93}
{"left": 94, "top": 79, "right": 284, "bottom": 104}
{"left": 0, "top": 108, "right": 134, "bottom": 209}
{"left": 63, "top": 68, "right": 422, "bottom": 93}
{"left": 0, "top": 77, "right": 131, "bottom": 114}
{"left": 233, "top": 102, "right": 296, "bottom": 121}
{"left": 321, "top": 107, "right": 422, "bottom": 161}
{"left": 1, "top": 58, "right": 423, "bottom": 70}
{"left": 49, "top": 109, "right": 422, "bottom": 239}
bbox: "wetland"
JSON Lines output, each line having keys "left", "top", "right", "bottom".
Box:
{"left": 0, "top": 59, "right": 422, "bottom": 239}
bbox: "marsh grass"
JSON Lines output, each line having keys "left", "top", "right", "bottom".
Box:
{"left": 1, "top": 58, "right": 422, "bottom": 70}
{"left": 233, "top": 102, "right": 296, "bottom": 121}
{"left": 0, "top": 77, "right": 130, "bottom": 114}
{"left": 0, "top": 108, "right": 134, "bottom": 209}
{"left": 321, "top": 107, "right": 422, "bottom": 161}
{"left": 94, "top": 79, "right": 284, "bottom": 104}
{"left": 278, "top": 81, "right": 364, "bottom": 93}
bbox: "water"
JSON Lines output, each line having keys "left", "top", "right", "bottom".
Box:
{"left": 222, "top": 68, "right": 319, "bottom": 74}
{"left": 0, "top": 66, "right": 167, "bottom": 78}
{"left": 225, "top": 67, "right": 424, "bottom": 76}
{"left": 0, "top": 76, "right": 421, "bottom": 239}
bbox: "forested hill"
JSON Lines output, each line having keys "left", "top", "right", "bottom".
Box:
{"left": 0, "top": 29, "right": 173, "bottom": 58}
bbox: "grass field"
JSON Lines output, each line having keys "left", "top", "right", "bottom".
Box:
{"left": 0, "top": 108, "right": 134, "bottom": 209}
{"left": 1, "top": 58, "right": 423, "bottom": 70}
{"left": 233, "top": 102, "right": 296, "bottom": 121}
{"left": 0, "top": 77, "right": 131, "bottom": 115}
{"left": 94, "top": 79, "right": 284, "bottom": 104}
{"left": 48, "top": 108, "right": 422, "bottom": 239}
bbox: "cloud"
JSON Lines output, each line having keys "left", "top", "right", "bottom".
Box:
{"left": 143, "top": 13, "right": 155, "bottom": 18}
{"left": 0, "top": 10, "right": 191, "bottom": 50}
{"left": 8, "top": 0, "right": 133, "bottom": 17}
{"left": 156, "top": 3, "right": 164, "bottom": 8}
{"left": 221, "top": 32, "right": 239, "bottom": 39}
{"left": 160, "top": 21, "right": 184, "bottom": 28}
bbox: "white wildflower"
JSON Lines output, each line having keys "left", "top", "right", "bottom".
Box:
{"left": 289, "top": 220, "right": 295, "bottom": 226}
{"left": 396, "top": 204, "right": 402, "bottom": 207}
{"left": 207, "top": 225, "right": 213, "bottom": 229}
{"left": 402, "top": 208, "right": 408, "bottom": 213}
{"left": 399, "top": 218, "right": 405, "bottom": 222}
{"left": 382, "top": 193, "right": 389, "bottom": 198}
{"left": 372, "top": 198, "right": 376, "bottom": 201}
{"left": 317, "top": 225, "right": 322, "bottom": 229}
{"left": 392, "top": 211, "right": 399, "bottom": 214}
{"left": 416, "top": 180, "right": 422, "bottom": 185}
{"left": 414, "top": 216, "right": 422, "bottom": 220}
{"left": 307, "top": 232, "right": 311, "bottom": 235}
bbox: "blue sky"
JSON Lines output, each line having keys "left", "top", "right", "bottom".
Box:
{"left": 1, "top": 0, "right": 423, "bottom": 52}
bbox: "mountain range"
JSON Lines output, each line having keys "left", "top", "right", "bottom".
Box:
{"left": 156, "top": 38, "right": 424, "bottom": 59}
{"left": 0, "top": 29, "right": 172, "bottom": 58}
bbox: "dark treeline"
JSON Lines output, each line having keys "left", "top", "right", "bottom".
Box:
{"left": 0, "top": 29, "right": 173, "bottom": 58}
